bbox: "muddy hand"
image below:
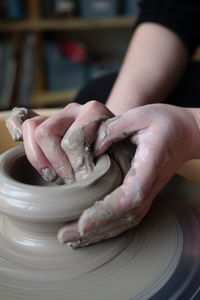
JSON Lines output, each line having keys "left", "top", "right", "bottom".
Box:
{"left": 58, "top": 103, "right": 200, "bottom": 248}
{"left": 6, "top": 102, "right": 113, "bottom": 183}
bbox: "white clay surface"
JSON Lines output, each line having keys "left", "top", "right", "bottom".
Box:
{"left": 0, "top": 146, "right": 183, "bottom": 299}
{"left": 0, "top": 206, "right": 183, "bottom": 300}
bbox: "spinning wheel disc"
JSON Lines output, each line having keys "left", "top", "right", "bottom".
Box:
{"left": 0, "top": 176, "right": 199, "bottom": 300}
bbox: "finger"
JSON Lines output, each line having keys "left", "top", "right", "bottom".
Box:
{"left": 57, "top": 175, "right": 161, "bottom": 248}
{"left": 5, "top": 107, "right": 38, "bottom": 141}
{"left": 22, "top": 116, "right": 57, "bottom": 181}
{"left": 61, "top": 101, "right": 113, "bottom": 181}
{"left": 34, "top": 103, "right": 82, "bottom": 182}
{"left": 66, "top": 224, "right": 132, "bottom": 249}
{"left": 57, "top": 215, "right": 136, "bottom": 248}
{"left": 57, "top": 181, "right": 158, "bottom": 248}
{"left": 74, "top": 182, "right": 159, "bottom": 248}
{"left": 59, "top": 198, "right": 157, "bottom": 249}
{"left": 57, "top": 221, "right": 80, "bottom": 244}
{"left": 94, "top": 108, "right": 150, "bottom": 156}
{"left": 78, "top": 187, "right": 143, "bottom": 236}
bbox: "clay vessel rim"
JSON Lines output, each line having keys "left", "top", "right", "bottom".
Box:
{"left": 0, "top": 145, "right": 122, "bottom": 222}
{"left": 0, "top": 145, "right": 111, "bottom": 192}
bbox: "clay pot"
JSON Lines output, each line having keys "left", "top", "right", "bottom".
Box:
{"left": 0, "top": 146, "right": 185, "bottom": 300}
{"left": 0, "top": 145, "right": 122, "bottom": 245}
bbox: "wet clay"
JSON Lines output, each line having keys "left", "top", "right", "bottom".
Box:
{"left": 0, "top": 146, "right": 183, "bottom": 299}
{"left": 5, "top": 107, "right": 38, "bottom": 141}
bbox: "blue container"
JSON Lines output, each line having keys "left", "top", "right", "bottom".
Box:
{"left": 79, "top": 0, "right": 119, "bottom": 19}
{"left": 44, "top": 42, "right": 88, "bottom": 91}
{"left": 6, "top": 0, "right": 25, "bottom": 20}
{"left": 124, "top": 0, "right": 140, "bottom": 16}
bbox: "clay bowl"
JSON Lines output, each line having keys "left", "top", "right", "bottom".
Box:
{"left": 0, "top": 145, "right": 122, "bottom": 241}
{"left": 0, "top": 146, "right": 187, "bottom": 300}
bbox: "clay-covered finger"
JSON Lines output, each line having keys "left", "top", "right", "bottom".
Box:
{"left": 22, "top": 116, "right": 57, "bottom": 182}
{"left": 57, "top": 221, "right": 80, "bottom": 244}
{"left": 58, "top": 214, "right": 136, "bottom": 249}
{"left": 78, "top": 189, "right": 141, "bottom": 237}
{"left": 33, "top": 103, "right": 83, "bottom": 182}
{"left": 94, "top": 108, "right": 149, "bottom": 156}
{"left": 57, "top": 220, "right": 104, "bottom": 247}
{"left": 57, "top": 189, "right": 155, "bottom": 248}
{"left": 57, "top": 181, "right": 160, "bottom": 248}
{"left": 5, "top": 107, "right": 38, "bottom": 141}
{"left": 61, "top": 101, "right": 113, "bottom": 181}
{"left": 67, "top": 225, "right": 130, "bottom": 249}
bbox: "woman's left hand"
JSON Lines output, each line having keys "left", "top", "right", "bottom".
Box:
{"left": 57, "top": 103, "right": 200, "bottom": 248}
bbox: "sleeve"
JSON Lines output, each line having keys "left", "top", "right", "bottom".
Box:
{"left": 136, "top": 0, "right": 200, "bottom": 55}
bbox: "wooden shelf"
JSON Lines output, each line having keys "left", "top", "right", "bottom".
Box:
{"left": 0, "top": 1, "right": 134, "bottom": 109}
{"left": 31, "top": 89, "right": 76, "bottom": 108}
{"left": 0, "top": 17, "right": 135, "bottom": 32}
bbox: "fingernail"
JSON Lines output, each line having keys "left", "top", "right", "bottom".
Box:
{"left": 57, "top": 230, "right": 80, "bottom": 244}
{"left": 67, "top": 237, "right": 90, "bottom": 249}
{"left": 67, "top": 241, "right": 81, "bottom": 249}
{"left": 40, "top": 168, "right": 56, "bottom": 182}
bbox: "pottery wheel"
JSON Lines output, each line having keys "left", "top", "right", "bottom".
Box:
{"left": 0, "top": 203, "right": 183, "bottom": 300}
{"left": 0, "top": 148, "right": 200, "bottom": 299}
{"left": 1, "top": 192, "right": 200, "bottom": 300}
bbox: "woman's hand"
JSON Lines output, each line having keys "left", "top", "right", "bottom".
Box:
{"left": 6, "top": 102, "right": 113, "bottom": 183}
{"left": 57, "top": 103, "right": 200, "bottom": 248}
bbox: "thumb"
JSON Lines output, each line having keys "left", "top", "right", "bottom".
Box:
{"left": 94, "top": 109, "right": 149, "bottom": 156}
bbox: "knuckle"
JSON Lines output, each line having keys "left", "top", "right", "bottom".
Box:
{"left": 61, "top": 128, "right": 84, "bottom": 152}
{"left": 84, "top": 100, "right": 106, "bottom": 113}
{"left": 21, "top": 118, "right": 34, "bottom": 130}
{"left": 34, "top": 124, "right": 51, "bottom": 140}
{"left": 60, "top": 136, "right": 69, "bottom": 151}
{"left": 61, "top": 131, "right": 73, "bottom": 150}
{"left": 64, "top": 102, "right": 80, "bottom": 111}
{"left": 22, "top": 116, "right": 44, "bottom": 130}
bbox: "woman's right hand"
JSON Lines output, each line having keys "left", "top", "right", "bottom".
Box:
{"left": 5, "top": 102, "right": 114, "bottom": 183}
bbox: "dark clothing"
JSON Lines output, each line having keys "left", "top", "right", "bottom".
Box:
{"left": 75, "top": 62, "right": 200, "bottom": 108}
{"left": 75, "top": 0, "right": 200, "bottom": 108}
{"left": 138, "top": 0, "right": 200, "bottom": 55}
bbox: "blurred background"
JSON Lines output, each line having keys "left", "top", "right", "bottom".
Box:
{"left": 1, "top": 0, "right": 200, "bottom": 112}
{"left": 0, "top": 0, "right": 140, "bottom": 110}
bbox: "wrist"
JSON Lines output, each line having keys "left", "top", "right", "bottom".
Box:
{"left": 106, "top": 88, "right": 146, "bottom": 115}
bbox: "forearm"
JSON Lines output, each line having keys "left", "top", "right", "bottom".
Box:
{"left": 106, "top": 23, "right": 189, "bottom": 115}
